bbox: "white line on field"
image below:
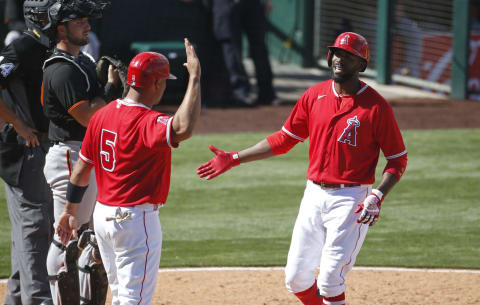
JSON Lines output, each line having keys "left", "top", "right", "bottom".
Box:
{"left": 157, "top": 266, "right": 480, "bottom": 274}
{"left": 1, "top": 266, "right": 479, "bottom": 284}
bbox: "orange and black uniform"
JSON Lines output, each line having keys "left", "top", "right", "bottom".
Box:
{"left": 42, "top": 48, "right": 101, "bottom": 142}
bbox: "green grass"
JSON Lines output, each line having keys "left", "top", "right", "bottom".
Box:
{"left": 0, "top": 129, "right": 479, "bottom": 277}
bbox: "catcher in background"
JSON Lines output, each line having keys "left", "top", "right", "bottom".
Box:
{"left": 197, "top": 32, "right": 407, "bottom": 305}
{"left": 41, "top": 0, "right": 123, "bottom": 304}
{"left": 56, "top": 38, "right": 201, "bottom": 305}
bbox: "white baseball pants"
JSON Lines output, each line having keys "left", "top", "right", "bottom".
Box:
{"left": 93, "top": 202, "right": 162, "bottom": 305}
{"left": 44, "top": 141, "right": 98, "bottom": 305}
{"left": 285, "top": 180, "right": 371, "bottom": 298}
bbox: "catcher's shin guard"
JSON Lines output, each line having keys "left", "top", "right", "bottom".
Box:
{"left": 78, "top": 230, "right": 108, "bottom": 305}
{"left": 57, "top": 240, "right": 81, "bottom": 305}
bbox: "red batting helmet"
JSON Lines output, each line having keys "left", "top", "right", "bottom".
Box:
{"left": 327, "top": 32, "right": 370, "bottom": 72}
{"left": 127, "top": 52, "right": 177, "bottom": 88}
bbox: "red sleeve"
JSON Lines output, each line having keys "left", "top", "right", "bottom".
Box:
{"left": 266, "top": 130, "right": 300, "bottom": 155}
{"left": 80, "top": 121, "right": 95, "bottom": 165}
{"left": 142, "top": 113, "right": 178, "bottom": 149}
{"left": 384, "top": 153, "right": 407, "bottom": 181}
{"left": 282, "top": 90, "right": 311, "bottom": 141}
{"left": 375, "top": 101, "right": 408, "bottom": 181}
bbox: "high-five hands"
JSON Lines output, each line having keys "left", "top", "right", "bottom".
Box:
{"left": 197, "top": 145, "right": 240, "bottom": 180}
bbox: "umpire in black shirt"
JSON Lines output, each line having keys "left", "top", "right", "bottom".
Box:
{"left": 0, "top": 1, "right": 59, "bottom": 304}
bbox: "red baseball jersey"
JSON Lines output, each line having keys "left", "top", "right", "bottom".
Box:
{"left": 281, "top": 79, "right": 407, "bottom": 184}
{"left": 80, "top": 98, "right": 178, "bottom": 206}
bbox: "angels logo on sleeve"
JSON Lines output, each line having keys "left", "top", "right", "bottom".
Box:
{"left": 156, "top": 116, "right": 169, "bottom": 126}
{"left": 337, "top": 115, "right": 360, "bottom": 146}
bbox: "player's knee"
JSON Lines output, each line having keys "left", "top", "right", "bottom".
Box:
{"left": 285, "top": 269, "right": 316, "bottom": 293}
{"left": 46, "top": 242, "right": 64, "bottom": 275}
{"left": 317, "top": 267, "right": 347, "bottom": 297}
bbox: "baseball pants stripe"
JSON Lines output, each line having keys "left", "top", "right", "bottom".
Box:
{"left": 94, "top": 202, "right": 162, "bottom": 305}
{"left": 285, "top": 181, "right": 370, "bottom": 297}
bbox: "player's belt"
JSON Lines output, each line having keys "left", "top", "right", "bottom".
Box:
{"left": 312, "top": 181, "right": 361, "bottom": 189}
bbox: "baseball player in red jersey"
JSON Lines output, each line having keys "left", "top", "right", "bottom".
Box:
{"left": 197, "top": 32, "right": 407, "bottom": 305}
{"left": 54, "top": 38, "right": 201, "bottom": 305}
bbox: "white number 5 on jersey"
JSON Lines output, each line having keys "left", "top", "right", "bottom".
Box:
{"left": 100, "top": 129, "right": 117, "bottom": 172}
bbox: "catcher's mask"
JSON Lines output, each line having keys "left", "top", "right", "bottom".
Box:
{"left": 24, "top": 0, "right": 110, "bottom": 47}
{"left": 127, "top": 52, "right": 177, "bottom": 88}
{"left": 327, "top": 32, "right": 370, "bottom": 72}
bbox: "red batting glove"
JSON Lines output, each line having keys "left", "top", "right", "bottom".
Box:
{"left": 197, "top": 145, "right": 241, "bottom": 180}
{"left": 355, "top": 189, "right": 384, "bottom": 226}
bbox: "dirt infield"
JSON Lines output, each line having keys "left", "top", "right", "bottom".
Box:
{"left": 1, "top": 267, "right": 480, "bottom": 304}
{"left": 128, "top": 267, "right": 480, "bottom": 305}
{"left": 1, "top": 100, "right": 479, "bottom": 304}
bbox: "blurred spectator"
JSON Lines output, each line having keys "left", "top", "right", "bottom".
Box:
{"left": 180, "top": 0, "right": 277, "bottom": 107}
{"left": 212, "top": 0, "right": 277, "bottom": 106}
{"left": 392, "top": 1, "right": 423, "bottom": 77}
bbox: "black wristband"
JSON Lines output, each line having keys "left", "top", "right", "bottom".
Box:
{"left": 66, "top": 181, "right": 88, "bottom": 204}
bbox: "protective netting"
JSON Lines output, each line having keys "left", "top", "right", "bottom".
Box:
{"left": 313, "top": 0, "right": 480, "bottom": 98}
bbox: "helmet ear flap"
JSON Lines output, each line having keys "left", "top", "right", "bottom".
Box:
{"left": 359, "top": 59, "right": 367, "bottom": 72}
{"left": 48, "top": 2, "right": 62, "bottom": 28}
{"left": 327, "top": 49, "right": 333, "bottom": 67}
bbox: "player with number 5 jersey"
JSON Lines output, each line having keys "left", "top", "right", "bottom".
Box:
{"left": 56, "top": 38, "right": 202, "bottom": 305}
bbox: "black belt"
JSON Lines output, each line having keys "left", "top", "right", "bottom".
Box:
{"left": 52, "top": 140, "right": 81, "bottom": 144}
{"left": 312, "top": 181, "right": 360, "bottom": 189}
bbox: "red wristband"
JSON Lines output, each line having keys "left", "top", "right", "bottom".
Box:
{"left": 230, "top": 152, "right": 241, "bottom": 166}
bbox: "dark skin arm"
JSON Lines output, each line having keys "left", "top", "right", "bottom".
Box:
{"left": 0, "top": 96, "right": 39, "bottom": 147}
{"left": 375, "top": 172, "right": 398, "bottom": 197}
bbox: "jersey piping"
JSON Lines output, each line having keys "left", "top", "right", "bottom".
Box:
{"left": 79, "top": 151, "right": 94, "bottom": 164}
{"left": 385, "top": 149, "right": 408, "bottom": 159}
{"left": 282, "top": 126, "right": 305, "bottom": 141}
{"left": 43, "top": 56, "right": 91, "bottom": 92}
{"left": 67, "top": 99, "right": 89, "bottom": 114}
{"left": 118, "top": 98, "right": 151, "bottom": 110}
{"left": 166, "top": 117, "right": 175, "bottom": 148}
{"left": 331, "top": 80, "right": 369, "bottom": 97}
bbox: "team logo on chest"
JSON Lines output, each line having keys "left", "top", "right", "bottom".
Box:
{"left": 338, "top": 116, "right": 360, "bottom": 147}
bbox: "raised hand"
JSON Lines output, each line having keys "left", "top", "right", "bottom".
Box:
{"left": 183, "top": 38, "right": 201, "bottom": 79}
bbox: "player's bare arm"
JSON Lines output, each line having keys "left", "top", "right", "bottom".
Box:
{"left": 171, "top": 38, "right": 201, "bottom": 143}
{"left": 56, "top": 158, "right": 93, "bottom": 244}
{"left": 375, "top": 172, "right": 399, "bottom": 196}
{"left": 68, "top": 96, "right": 107, "bottom": 127}
{"left": 0, "top": 97, "right": 39, "bottom": 147}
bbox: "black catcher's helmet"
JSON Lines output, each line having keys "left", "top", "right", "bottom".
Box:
{"left": 23, "top": 0, "right": 110, "bottom": 47}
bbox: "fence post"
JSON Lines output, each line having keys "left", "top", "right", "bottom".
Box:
{"left": 302, "top": 0, "right": 315, "bottom": 67}
{"left": 451, "top": 0, "right": 471, "bottom": 100}
{"left": 376, "top": 0, "right": 393, "bottom": 84}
